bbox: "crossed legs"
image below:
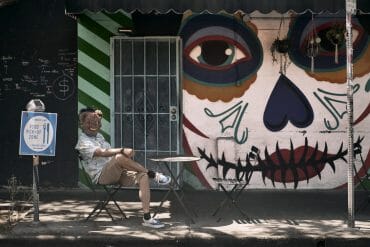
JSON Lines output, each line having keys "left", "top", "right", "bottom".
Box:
{"left": 98, "top": 153, "right": 151, "bottom": 213}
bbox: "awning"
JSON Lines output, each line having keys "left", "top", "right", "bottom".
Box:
{"left": 65, "top": 0, "right": 370, "bottom": 15}
{"left": 0, "top": 0, "right": 16, "bottom": 8}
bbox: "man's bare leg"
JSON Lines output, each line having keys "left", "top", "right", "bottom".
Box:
{"left": 112, "top": 154, "right": 148, "bottom": 173}
{"left": 137, "top": 173, "right": 151, "bottom": 213}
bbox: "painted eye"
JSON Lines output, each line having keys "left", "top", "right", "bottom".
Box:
{"left": 305, "top": 23, "right": 362, "bottom": 56}
{"left": 186, "top": 38, "right": 249, "bottom": 70}
{"left": 288, "top": 12, "right": 370, "bottom": 81}
{"left": 179, "top": 14, "right": 262, "bottom": 86}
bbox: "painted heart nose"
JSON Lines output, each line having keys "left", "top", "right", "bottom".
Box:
{"left": 263, "top": 74, "right": 314, "bottom": 131}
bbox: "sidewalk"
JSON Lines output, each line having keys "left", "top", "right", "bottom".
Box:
{"left": 1, "top": 189, "right": 370, "bottom": 247}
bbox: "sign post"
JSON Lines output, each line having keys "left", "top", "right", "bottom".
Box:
{"left": 32, "top": 155, "right": 40, "bottom": 222}
{"left": 19, "top": 99, "right": 57, "bottom": 223}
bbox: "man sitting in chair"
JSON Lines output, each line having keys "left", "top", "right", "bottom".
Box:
{"left": 75, "top": 107, "right": 171, "bottom": 228}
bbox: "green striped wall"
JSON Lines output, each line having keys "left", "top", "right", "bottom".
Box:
{"left": 77, "top": 10, "right": 133, "bottom": 141}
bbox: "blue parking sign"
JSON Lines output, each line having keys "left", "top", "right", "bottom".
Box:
{"left": 19, "top": 111, "right": 58, "bottom": 156}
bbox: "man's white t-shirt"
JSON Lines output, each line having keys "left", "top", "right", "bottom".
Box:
{"left": 75, "top": 132, "right": 111, "bottom": 183}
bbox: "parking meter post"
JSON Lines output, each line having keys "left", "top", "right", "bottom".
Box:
{"left": 32, "top": 155, "right": 40, "bottom": 223}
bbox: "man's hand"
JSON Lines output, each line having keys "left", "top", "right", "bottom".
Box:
{"left": 121, "top": 148, "right": 134, "bottom": 158}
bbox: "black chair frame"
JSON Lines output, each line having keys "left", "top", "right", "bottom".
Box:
{"left": 85, "top": 183, "right": 127, "bottom": 221}
{"left": 78, "top": 152, "right": 127, "bottom": 221}
{"left": 212, "top": 172, "right": 253, "bottom": 222}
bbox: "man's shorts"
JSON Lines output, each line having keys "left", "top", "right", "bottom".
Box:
{"left": 98, "top": 158, "right": 146, "bottom": 186}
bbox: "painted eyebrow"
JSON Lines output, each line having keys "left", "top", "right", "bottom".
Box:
{"left": 184, "top": 26, "right": 249, "bottom": 50}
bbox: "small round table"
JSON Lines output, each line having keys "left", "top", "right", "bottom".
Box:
{"left": 149, "top": 154, "right": 201, "bottom": 224}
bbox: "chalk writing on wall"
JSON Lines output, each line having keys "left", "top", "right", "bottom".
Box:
{"left": 0, "top": 48, "right": 76, "bottom": 101}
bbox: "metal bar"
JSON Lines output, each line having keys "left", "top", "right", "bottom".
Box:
{"left": 111, "top": 38, "right": 116, "bottom": 146}
{"left": 156, "top": 40, "right": 159, "bottom": 156}
{"left": 168, "top": 39, "right": 172, "bottom": 157}
{"left": 346, "top": 2, "right": 355, "bottom": 228}
{"left": 86, "top": 202, "right": 102, "bottom": 221}
{"left": 131, "top": 39, "right": 135, "bottom": 152}
{"left": 119, "top": 39, "right": 122, "bottom": 146}
{"left": 212, "top": 184, "right": 237, "bottom": 217}
{"left": 144, "top": 38, "right": 147, "bottom": 168}
{"left": 105, "top": 186, "right": 127, "bottom": 219}
{"left": 32, "top": 155, "right": 40, "bottom": 223}
{"left": 177, "top": 37, "right": 182, "bottom": 155}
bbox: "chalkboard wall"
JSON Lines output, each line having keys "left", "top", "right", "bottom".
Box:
{"left": 0, "top": 0, "right": 77, "bottom": 187}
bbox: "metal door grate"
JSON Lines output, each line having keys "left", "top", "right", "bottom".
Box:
{"left": 110, "top": 36, "right": 182, "bottom": 187}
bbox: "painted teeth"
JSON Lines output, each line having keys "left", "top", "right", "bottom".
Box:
{"left": 198, "top": 136, "right": 362, "bottom": 188}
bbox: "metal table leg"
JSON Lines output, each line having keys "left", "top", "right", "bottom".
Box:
{"left": 153, "top": 161, "right": 196, "bottom": 223}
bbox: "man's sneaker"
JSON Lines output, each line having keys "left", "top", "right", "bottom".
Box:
{"left": 154, "top": 172, "right": 171, "bottom": 186}
{"left": 142, "top": 217, "right": 165, "bottom": 228}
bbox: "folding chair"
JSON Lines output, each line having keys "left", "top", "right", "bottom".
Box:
{"left": 211, "top": 146, "right": 258, "bottom": 222}
{"left": 78, "top": 153, "right": 127, "bottom": 221}
{"left": 212, "top": 174, "right": 252, "bottom": 222}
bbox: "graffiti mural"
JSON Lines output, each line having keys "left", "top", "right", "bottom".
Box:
{"left": 180, "top": 12, "right": 370, "bottom": 189}
{"left": 78, "top": 11, "right": 370, "bottom": 190}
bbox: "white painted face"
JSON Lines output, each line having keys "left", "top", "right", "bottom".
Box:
{"left": 179, "top": 12, "right": 370, "bottom": 189}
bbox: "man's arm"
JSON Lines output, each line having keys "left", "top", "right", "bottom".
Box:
{"left": 93, "top": 147, "right": 134, "bottom": 158}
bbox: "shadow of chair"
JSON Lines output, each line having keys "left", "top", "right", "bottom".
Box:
{"left": 353, "top": 137, "right": 370, "bottom": 212}
{"left": 78, "top": 155, "right": 127, "bottom": 221}
{"left": 355, "top": 167, "right": 370, "bottom": 212}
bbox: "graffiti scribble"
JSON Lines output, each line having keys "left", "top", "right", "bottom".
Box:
{"left": 313, "top": 84, "right": 360, "bottom": 130}
{"left": 204, "top": 101, "right": 248, "bottom": 144}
